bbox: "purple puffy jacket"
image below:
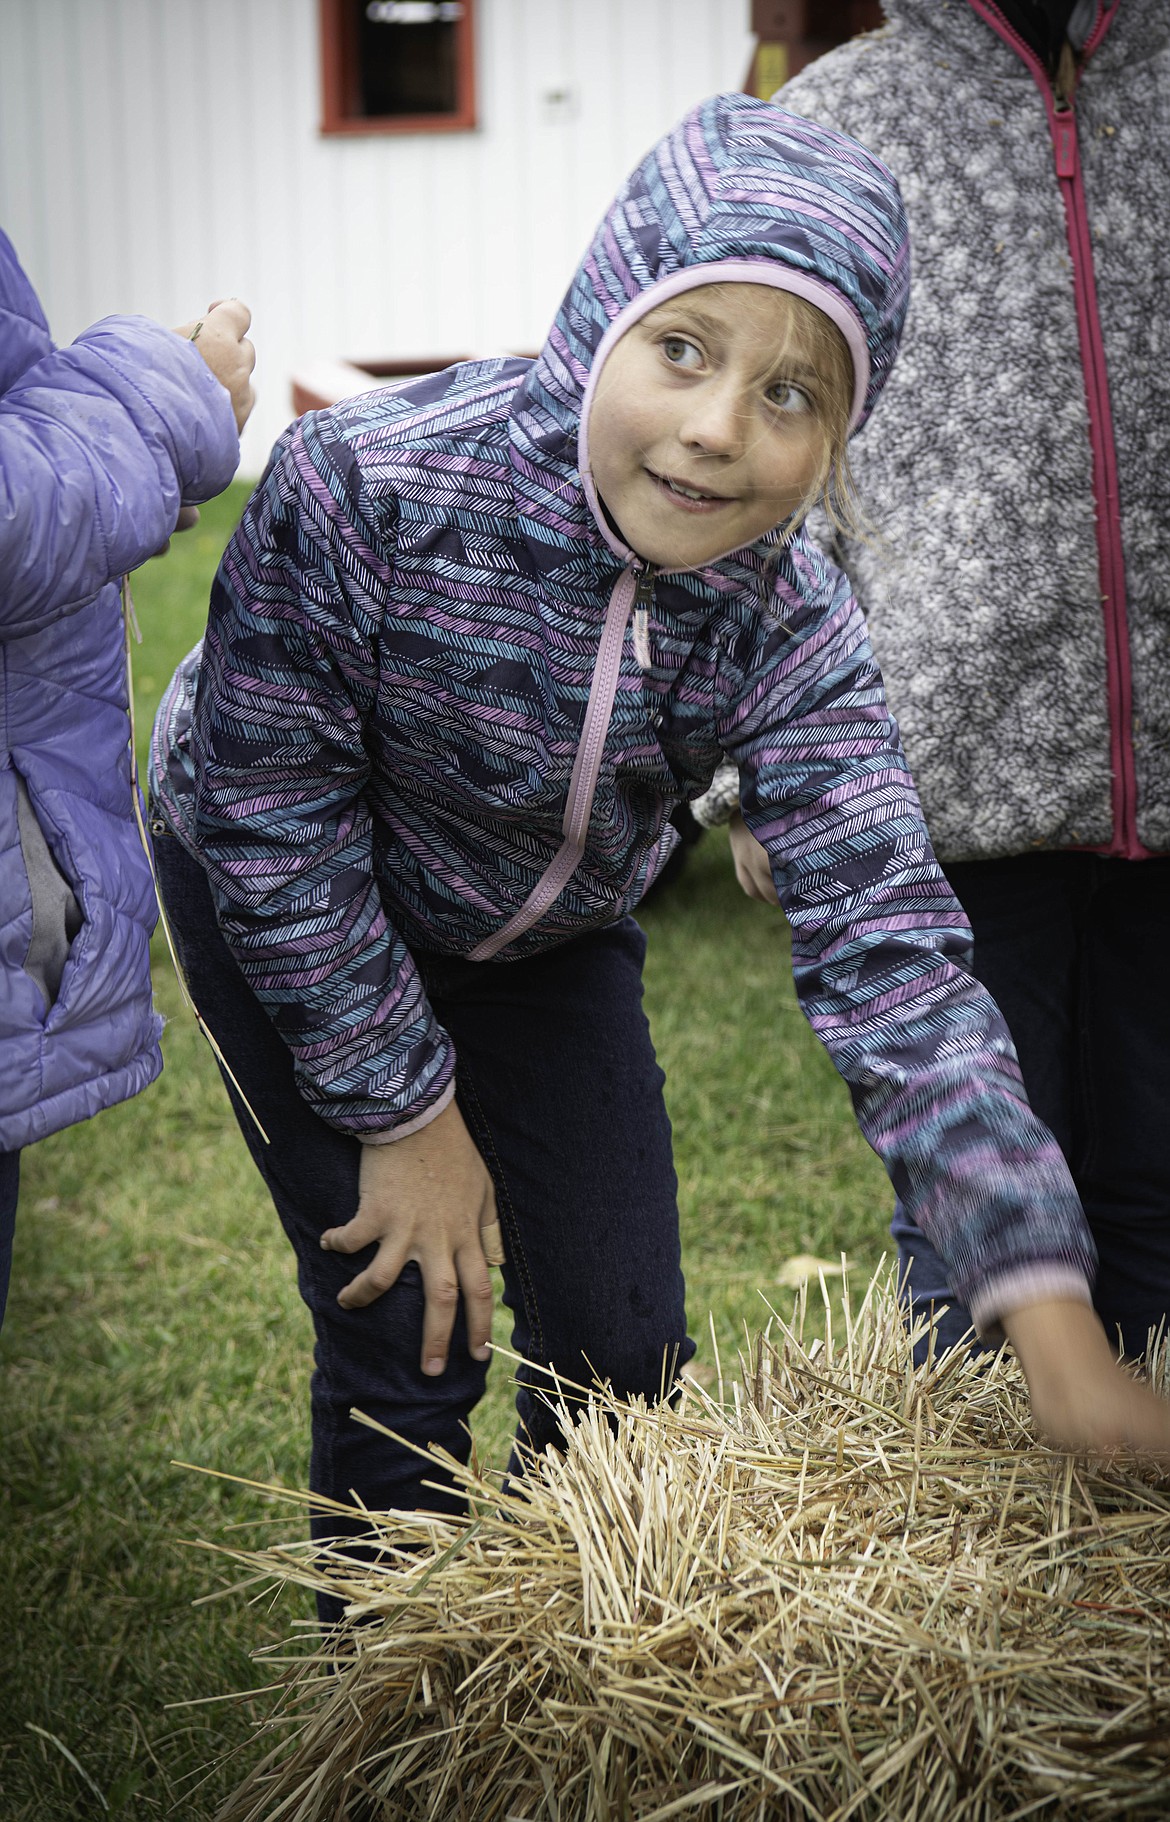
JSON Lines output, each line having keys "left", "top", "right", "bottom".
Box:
{"left": 0, "top": 230, "right": 239, "bottom": 1150}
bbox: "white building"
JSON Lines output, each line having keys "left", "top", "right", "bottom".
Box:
{"left": 0, "top": 0, "right": 753, "bottom": 473}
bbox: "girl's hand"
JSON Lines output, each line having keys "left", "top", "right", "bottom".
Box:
{"left": 173, "top": 298, "right": 256, "bottom": 433}
{"left": 320, "top": 1100, "right": 499, "bottom": 1377}
{"left": 1004, "top": 1299, "right": 1170, "bottom": 1459}
{"left": 729, "top": 811, "right": 780, "bottom": 905}
{"left": 150, "top": 503, "right": 201, "bottom": 559}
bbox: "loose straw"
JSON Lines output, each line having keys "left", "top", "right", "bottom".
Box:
{"left": 192, "top": 1264, "right": 1170, "bottom": 1822}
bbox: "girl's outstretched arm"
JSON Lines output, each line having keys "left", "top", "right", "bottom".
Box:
{"left": 717, "top": 617, "right": 1170, "bottom": 1458}
{"left": 320, "top": 1100, "right": 497, "bottom": 1376}
{"left": 719, "top": 713, "right": 1170, "bottom": 1461}
{"left": 712, "top": 573, "right": 1102, "bottom": 1380}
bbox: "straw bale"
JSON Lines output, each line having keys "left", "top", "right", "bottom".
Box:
{"left": 208, "top": 1268, "right": 1170, "bottom": 1821}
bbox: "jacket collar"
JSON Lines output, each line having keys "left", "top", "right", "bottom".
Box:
{"left": 880, "top": 1, "right": 1169, "bottom": 68}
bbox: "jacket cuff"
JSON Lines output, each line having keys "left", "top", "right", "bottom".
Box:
{"left": 969, "top": 1262, "right": 1094, "bottom": 1346}
{"left": 357, "top": 1077, "right": 457, "bottom": 1144}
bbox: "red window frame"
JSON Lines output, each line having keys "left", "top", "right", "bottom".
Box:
{"left": 319, "top": 0, "right": 477, "bottom": 137}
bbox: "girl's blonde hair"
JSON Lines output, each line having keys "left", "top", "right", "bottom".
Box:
{"left": 749, "top": 285, "right": 864, "bottom": 545}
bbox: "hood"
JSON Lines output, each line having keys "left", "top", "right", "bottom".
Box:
{"left": 508, "top": 93, "right": 910, "bottom": 566}
{"left": 0, "top": 229, "right": 53, "bottom": 397}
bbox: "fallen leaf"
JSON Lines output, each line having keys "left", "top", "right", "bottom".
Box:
{"left": 775, "top": 1253, "right": 846, "bottom": 1288}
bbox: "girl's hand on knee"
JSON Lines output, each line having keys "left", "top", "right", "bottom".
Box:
{"left": 320, "top": 1099, "right": 498, "bottom": 1377}
{"left": 1004, "top": 1299, "right": 1170, "bottom": 1460}
{"left": 728, "top": 813, "right": 780, "bottom": 906}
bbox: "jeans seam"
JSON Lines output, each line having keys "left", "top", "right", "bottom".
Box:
{"left": 1074, "top": 861, "right": 1100, "bottom": 1184}
{"left": 307, "top": 1307, "right": 344, "bottom": 1531}
{"left": 456, "top": 1067, "right": 544, "bottom": 1364}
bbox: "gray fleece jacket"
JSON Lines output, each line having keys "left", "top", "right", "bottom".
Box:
{"left": 699, "top": 0, "right": 1170, "bottom": 862}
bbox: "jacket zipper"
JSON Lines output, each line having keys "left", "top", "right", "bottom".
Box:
{"left": 467, "top": 561, "right": 645, "bottom": 959}
{"left": 967, "top": 1, "right": 1143, "bottom": 858}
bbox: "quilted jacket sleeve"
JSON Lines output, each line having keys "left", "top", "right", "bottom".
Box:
{"left": 1, "top": 311, "right": 239, "bottom": 641}
{"left": 190, "top": 414, "right": 455, "bottom": 1141}
{"left": 720, "top": 570, "right": 1096, "bottom": 1339}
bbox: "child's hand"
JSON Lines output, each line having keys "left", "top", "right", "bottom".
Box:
{"left": 320, "top": 1100, "right": 498, "bottom": 1377}
{"left": 729, "top": 812, "right": 779, "bottom": 905}
{"left": 173, "top": 298, "right": 256, "bottom": 433}
{"left": 1004, "top": 1299, "right": 1170, "bottom": 1460}
{"left": 148, "top": 504, "right": 202, "bottom": 560}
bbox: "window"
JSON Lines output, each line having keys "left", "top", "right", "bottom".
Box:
{"left": 319, "top": 0, "right": 476, "bottom": 136}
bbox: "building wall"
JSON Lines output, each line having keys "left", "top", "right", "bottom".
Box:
{"left": 0, "top": 0, "right": 753, "bottom": 472}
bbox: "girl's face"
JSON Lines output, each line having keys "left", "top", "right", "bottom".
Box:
{"left": 587, "top": 283, "right": 832, "bottom": 569}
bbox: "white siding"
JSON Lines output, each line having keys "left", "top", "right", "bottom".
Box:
{"left": 1, "top": 0, "right": 753, "bottom": 472}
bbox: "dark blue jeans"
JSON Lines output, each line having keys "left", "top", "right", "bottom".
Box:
{"left": 153, "top": 831, "right": 693, "bottom": 1553}
{"left": 893, "top": 852, "right": 1170, "bottom": 1360}
{"left": 0, "top": 1148, "right": 17, "bottom": 1332}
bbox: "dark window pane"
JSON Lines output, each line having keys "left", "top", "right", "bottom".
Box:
{"left": 358, "top": 0, "right": 461, "bottom": 117}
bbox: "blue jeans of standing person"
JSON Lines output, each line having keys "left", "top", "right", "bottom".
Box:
{"left": 893, "top": 852, "right": 1170, "bottom": 1362}
{"left": 152, "top": 829, "right": 693, "bottom": 1590}
{"left": 0, "top": 1149, "right": 18, "bottom": 1331}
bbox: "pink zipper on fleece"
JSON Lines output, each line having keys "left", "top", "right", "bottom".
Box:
{"left": 966, "top": 0, "right": 1144, "bottom": 857}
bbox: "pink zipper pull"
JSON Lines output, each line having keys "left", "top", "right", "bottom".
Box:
{"left": 1052, "top": 108, "right": 1077, "bottom": 178}
{"left": 1051, "top": 37, "right": 1078, "bottom": 178}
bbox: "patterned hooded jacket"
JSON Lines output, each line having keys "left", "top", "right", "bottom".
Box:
{"left": 0, "top": 229, "right": 239, "bottom": 1152}
{"left": 151, "top": 94, "right": 1094, "bottom": 1335}
{"left": 699, "top": 0, "right": 1170, "bottom": 861}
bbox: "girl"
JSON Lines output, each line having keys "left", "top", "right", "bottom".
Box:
{"left": 149, "top": 96, "right": 1170, "bottom": 1567}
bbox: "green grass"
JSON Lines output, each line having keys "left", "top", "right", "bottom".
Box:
{"left": 0, "top": 487, "right": 888, "bottom": 1819}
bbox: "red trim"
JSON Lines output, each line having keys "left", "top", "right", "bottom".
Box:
{"left": 964, "top": 2, "right": 1146, "bottom": 857}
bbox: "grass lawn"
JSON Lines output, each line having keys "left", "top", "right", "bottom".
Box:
{"left": 0, "top": 484, "right": 889, "bottom": 1819}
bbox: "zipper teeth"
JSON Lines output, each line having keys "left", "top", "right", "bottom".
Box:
{"left": 563, "top": 565, "right": 634, "bottom": 847}
{"left": 467, "top": 563, "right": 636, "bottom": 960}
{"left": 1081, "top": 0, "right": 1116, "bottom": 59}
{"left": 966, "top": 1, "right": 1056, "bottom": 86}
{"left": 1065, "top": 176, "right": 1136, "bottom": 853}
{"left": 967, "top": 0, "right": 1138, "bottom": 856}
{"left": 968, "top": 0, "right": 1111, "bottom": 83}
